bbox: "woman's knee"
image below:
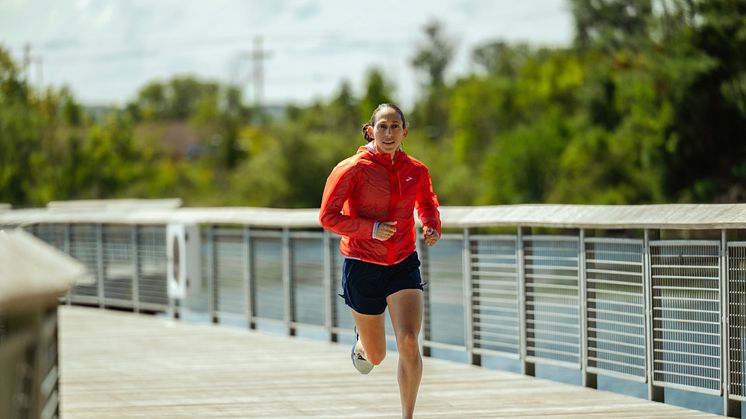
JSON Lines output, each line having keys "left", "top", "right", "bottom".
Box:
{"left": 366, "top": 347, "right": 386, "bottom": 365}
{"left": 396, "top": 332, "right": 420, "bottom": 359}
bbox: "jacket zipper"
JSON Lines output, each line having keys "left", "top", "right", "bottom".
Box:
{"left": 387, "top": 156, "right": 399, "bottom": 265}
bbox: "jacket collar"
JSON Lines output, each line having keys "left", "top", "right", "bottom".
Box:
{"left": 359, "top": 142, "right": 404, "bottom": 165}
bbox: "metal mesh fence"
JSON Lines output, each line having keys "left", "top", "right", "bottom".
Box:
{"left": 215, "top": 229, "right": 246, "bottom": 323}
{"left": 103, "top": 226, "right": 134, "bottom": 308}
{"left": 292, "top": 236, "right": 325, "bottom": 327}
{"left": 70, "top": 225, "right": 99, "bottom": 301}
{"left": 136, "top": 226, "right": 168, "bottom": 310}
{"left": 32, "top": 224, "right": 67, "bottom": 252}
{"left": 332, "top": 236, "right": 354, "bottom": 331}
{"left": 728, "top": 243, "right": 746, "bottom": 400}
{"left": 180, "top": 230, "right": 210, "bottom": 318}
{"left": 426, "top": 237, "right": 465, "bottom": 347}
{"left": 585, "top": 238, "right": 646, "bottom": 381}
{"left": 254, "top": 235, "right": 284, "bottom": 321}
{"left": 471, "top": 235, "right": 519, "bottom": 357}
{"left": 524, "top": 235, "right": 580, "bottom": 367}
{"left": 650, "top": 240, "right": 720, "bottom": 394}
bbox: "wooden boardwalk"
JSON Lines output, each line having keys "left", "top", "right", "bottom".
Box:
{"left": 59, "top": 306, "right": 721, "bottom": 418}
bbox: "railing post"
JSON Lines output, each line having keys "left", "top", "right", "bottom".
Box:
{"left": 419, "top": 236, "right": 431, "bottom": 358}
{"left": 64, "top": 224, "right": 72, "bottom": 305}
{"left": 721, "top": 229, "right": 741, "bottom": 417}
{"left": 579, "top": 229, "right": 597, "bottom": 388}
{"left": 644, "top": 229, "right": 664, "bottom": 402}
{"left": 243, "top": 227, "right": 256, "bottom": 330}
{"left": 282, "top": 228, "right": 296, "bottom": 337}
{"left": 518, "top": 226, "right": 535, "bottom": 376}
{"left": 207, "top": 226, "right": 218, "bottom": 324}
{"left": 323, "top": 230, "right": 337, "bottom": 342}
{"left": 96, "top": 224, "right": 105, "bottom": 308}
{"left": 463, "top": 228, "right": 480, "bottom": 366}
{"left": 131, "top": 225, "right": 140, "bottom": 313}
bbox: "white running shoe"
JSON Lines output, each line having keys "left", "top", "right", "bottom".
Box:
{"left": 351, "top": 330, "right": 374, "bottom": 374}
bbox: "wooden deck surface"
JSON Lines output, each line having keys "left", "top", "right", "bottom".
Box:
{"left": 59, "top": 306, "right": 721, "bottom": 418}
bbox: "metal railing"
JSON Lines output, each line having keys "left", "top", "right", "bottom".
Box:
{"left": 7, "top": 203, "right": 746, "bottom": 417}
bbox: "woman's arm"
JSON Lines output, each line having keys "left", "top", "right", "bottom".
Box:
{"left": 319, "top": 162, "right": 377, "bottom": 239}
{"left": 415, "top": 167, "right": 441, "bottom": 244}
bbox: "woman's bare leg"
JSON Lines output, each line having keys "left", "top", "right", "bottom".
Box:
{"left": 351, "top": 310, "right": 387, "bottom": 365}
{"left": 386, "top": 289, "right": 424, "bottom": 419}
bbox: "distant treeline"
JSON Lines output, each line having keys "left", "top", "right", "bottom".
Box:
{"left": 2, "top": 0, "right": 745, "bottom": 208}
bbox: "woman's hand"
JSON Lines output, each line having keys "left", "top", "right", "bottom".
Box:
{"left": 375, "top": 221, "right": 397, "bottom": 241}
{"left": 423, "top": 226, "right": 440, "bottom": 247}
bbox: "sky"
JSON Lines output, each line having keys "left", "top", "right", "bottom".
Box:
{"left": 0, "top": 0, "right": 574, "bottom": 109}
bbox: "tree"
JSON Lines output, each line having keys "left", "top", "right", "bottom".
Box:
{"left": 0, "top": 46, "right": 41, "bottom": 205}
{"left": 472, "top": 41, "right": 531, "bottom": 78}
{"left": 358, "top": 68, "right": 395, "bottom": 123}
{"left": 663, "top": 0, "right": 746, "bottom": 201}
{"left": 410, "top": 20, "right": 456, "bottom": 141}
{"left": 571, "top": 0, "right": 653, "bottom": 50}
{"left": 411, "top": 20, "right": 455, "bottom": 88}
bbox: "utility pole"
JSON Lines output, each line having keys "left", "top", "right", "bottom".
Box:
{"left": 238, "top": 36, "right": 272, "bottom": 112}
{"left": 22, "top": 43, "right": 43, "bottom": 92}
{"left": 23, "top": 43, "right": 31, "bottom": 83}
{"left": 252, "top": 36, "right": 269, "bottom": 110}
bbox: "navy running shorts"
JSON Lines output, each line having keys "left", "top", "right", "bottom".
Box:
{"left": 340, "top": 251, "right": 424, "bottom": 315}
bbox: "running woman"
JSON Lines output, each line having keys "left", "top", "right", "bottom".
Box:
{"left": 319, "top": 103, "right": 441, "bottom": 419}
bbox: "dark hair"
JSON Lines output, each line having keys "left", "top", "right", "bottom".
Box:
{"left": 361, "top": 103, "right": 407, "bottom": 143}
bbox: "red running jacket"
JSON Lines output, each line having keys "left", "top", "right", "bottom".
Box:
{"left": 319, "top": 144, "right": 441, "bottom": 266}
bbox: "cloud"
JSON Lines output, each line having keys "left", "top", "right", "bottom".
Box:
{"left": 294, "top": 0, "right": 320, "bottom": 20}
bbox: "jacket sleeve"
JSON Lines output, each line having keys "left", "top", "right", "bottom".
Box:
{"left": 415, "top": 167, "right": 441, "bottom": 235}
{"left": 319, "top": 162, "right": 376, "bottom": 239}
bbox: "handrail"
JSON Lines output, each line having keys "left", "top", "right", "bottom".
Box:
{"left": 3, "top": 202, "right": 746, "bottom": 229}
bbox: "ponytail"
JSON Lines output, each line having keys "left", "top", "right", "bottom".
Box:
{"left": 361, "top": 123, "right": 374, "bottom": 143}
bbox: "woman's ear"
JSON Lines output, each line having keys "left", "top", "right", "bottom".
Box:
{"left": 403, "top": 127, "right": 409, "bottom": 137}
{"left": 367, "top": 125, "right": 374, "bottom": 138}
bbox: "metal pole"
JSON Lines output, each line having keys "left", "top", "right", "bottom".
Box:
{"left": 644, "top": 229, "right": 664, "bottom": 402}
{"left": 721, "top": 229, "right": 741, "bottom": 417}
{"left": 244, "top": 227, "right": 256, "bottom": 330}
{"left": 323, "top": 230, "right": 336, "bottom": 342}
{"left": 131, "top": 225, "right": 140, "bottom": 313}
{"left": 419, "top": 236, "right": 431, "bottom": 358}
{"left": 518, "top": 226, "right": 534, "bottom": 376}
{"left": 96, "top": 224, "right": 105, "bottom": 308}
{"left": 463, "top": 228, "right": 480, "bottom": 366}
{"left": 579, "top": 229, "right": 597, "bottom": 388}
{"left": 282, "top": 228, "right": 296, "bottom": 337}
{"left": 64, "top": 224, "right": 72, "bottom": 305}
{"left": 208, "top": 226, "right": 218, "bottom": 324}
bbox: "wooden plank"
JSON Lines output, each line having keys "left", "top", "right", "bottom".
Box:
{"left": 59, "top": 306, "right": 721, "bottom": 418}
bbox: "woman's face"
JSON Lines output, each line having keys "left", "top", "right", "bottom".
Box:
{"left": 370, "top": 107, "right": 407, "bottom": 157}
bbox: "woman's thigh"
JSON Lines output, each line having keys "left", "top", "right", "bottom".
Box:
{"left": 386, "top": 289, "right": 423, "bottom": 338}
